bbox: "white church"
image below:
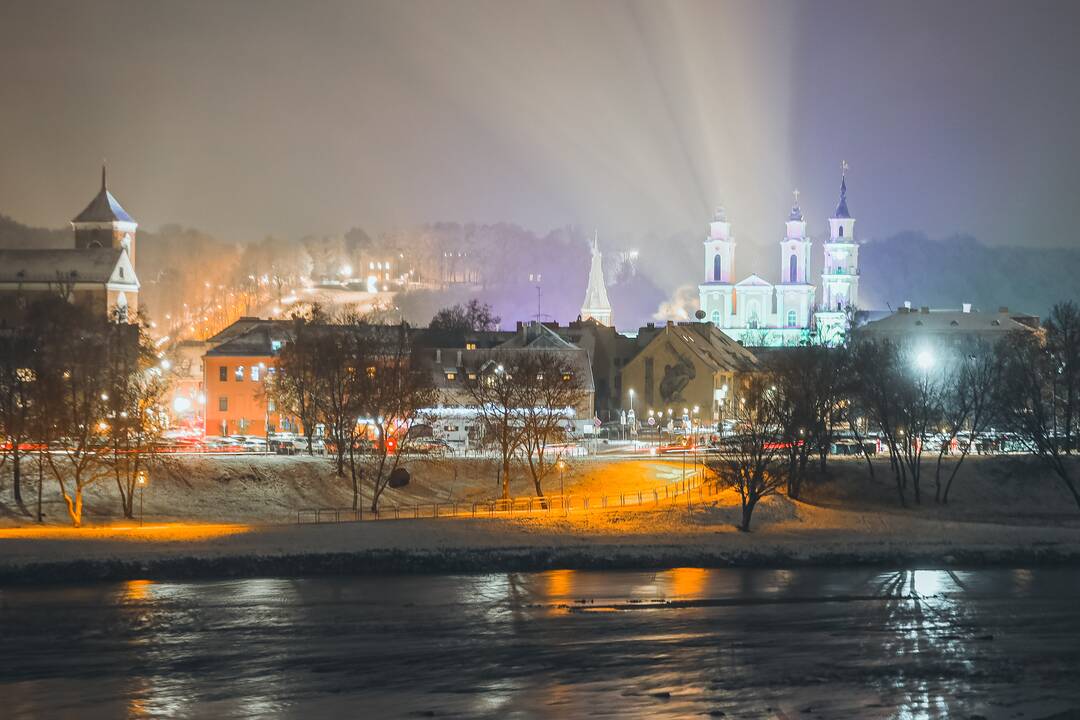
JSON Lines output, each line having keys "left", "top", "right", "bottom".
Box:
{"left": 698, "top": 168, "right": 859, "bottom": 346}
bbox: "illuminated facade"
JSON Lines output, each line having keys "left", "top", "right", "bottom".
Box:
{"left": 697, "top": 169, "right": 858, "bottom": 346}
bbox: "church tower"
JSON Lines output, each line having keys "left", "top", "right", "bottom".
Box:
{"left": 71, "top": 164, "right": 138, "bottom": 264}
{"left": 698, "top": 206, "right": 737, "bottom": 329}
{"left": 774, "top": 190, "right": 815, "bottom": 331}
{"left": 815, "top": 162, "right": 859, "bottom": 344}
{"left": 580, "top": 231, "right": 613, "bottom": 326}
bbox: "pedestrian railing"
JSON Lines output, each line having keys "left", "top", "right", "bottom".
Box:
{"left": 296, "top": 472, "right": 717, "bottom": 525}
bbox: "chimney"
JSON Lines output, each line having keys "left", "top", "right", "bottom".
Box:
{"left": 998, "top": 306, "right": 1009, "bottom": 314}
{"left": 516, "top": 321, "right": 523, "bottom": 332}
{"left": 962, "top": 303, "right": 972, "bottom": 314}
{"left": 456, "top": 350, "right": 462, "bottom": 365}
{"left": 666, "top": 320, "right": 675, "bottom": 327}
{"left": 435, "top": 349, "right": 442, "bottom": 363}
{"left": 647, "top": 322, "right": 655, "bottom": 329}
{"left": 903, "top": 300, "right": 912, "bottom": 310}
{"left": 920, "top": 306, "right": 930, "bottom": 314}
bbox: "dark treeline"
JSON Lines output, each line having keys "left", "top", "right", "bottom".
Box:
{"left": 708, "top": 301, "right": 1080, "bottom": 532}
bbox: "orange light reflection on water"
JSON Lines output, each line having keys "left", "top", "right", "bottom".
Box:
{"left": 666, "top": 567, "right": 710, "bottom": 599}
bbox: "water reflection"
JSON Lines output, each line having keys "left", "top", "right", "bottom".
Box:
{"left": 2, "top": 568, "right": 1080, "bottom": 719}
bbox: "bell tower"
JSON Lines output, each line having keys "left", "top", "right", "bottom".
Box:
{"left": 72, "top": 164, "right": 138, "bottom": 264}
{"left": 815, "top": 161, "right": 859, "bottom": 345}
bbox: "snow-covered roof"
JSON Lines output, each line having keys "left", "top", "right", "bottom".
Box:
{"left": 0, "top": 247, "right": 127, "bottom": 284}
{"left": 858, "top": 307, "right": 1035, "bottom": 339}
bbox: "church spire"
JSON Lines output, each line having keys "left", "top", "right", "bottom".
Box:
{"left": 101, "top": 161, "right": 107, "bottom": 191}
{"left": 580, "top": 230, "right": 613, "bottom": 326}
{"left": 788, "top": 188, "right": 803, "bottom": 221}
{"left": 834, "top": 160, "right": 851, "bottom": 218}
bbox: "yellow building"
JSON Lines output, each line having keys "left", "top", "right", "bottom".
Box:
{"left": 620, "top": 321, "right": 758, "bottom": 426}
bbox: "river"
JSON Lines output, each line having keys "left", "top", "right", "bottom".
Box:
{"left": 2, "top": 568, "right": 1079, "bottom": 719}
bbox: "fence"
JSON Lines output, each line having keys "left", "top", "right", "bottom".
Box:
{"left": 296, "top": 472, "right": 716, "bottom": 525}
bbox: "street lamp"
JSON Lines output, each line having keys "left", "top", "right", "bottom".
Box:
{"left": 557, "top": 460, "right": 567, "bottom": 515}
{"left": 136, "top": 470, "right": 148, "bottom": 527}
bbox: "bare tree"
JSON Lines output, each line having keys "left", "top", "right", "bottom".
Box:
{"left": 767, "top": 345, "right": 844, "bottom": 499}
{"left": 103, "top": 320, "right": 168, "bottom": 519}
{"left": 0, "top": 325, "right": 35, "bottom": 513}
{"left": 28, "top": 299, "right": 115, "bottom": 527}
{"left": 936, "top": 341, "right": 1002, "bottom": 503}
{"left": 358, "top": 323, "right": 436, "bottom": 513}
{"left": 266, "top": 313, "right": 325, "bottom": 454}
{"left": 705, "top": 377, "right": 785, "bottom": 532}
{"left": 996, "top": 324, "right": 1080, "bottom": 508}
{"left": 465, "top": 352, "right": 527, "bottom": 500}
{"left": 514, "top": 352, "right": 588, "bottom": 499}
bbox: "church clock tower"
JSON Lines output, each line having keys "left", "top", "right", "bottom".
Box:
{"left": 814, "top": 162, "right": 859, "bottom": 344}
{"left": 71, "top": 164, "right": 139, "bottom": 265}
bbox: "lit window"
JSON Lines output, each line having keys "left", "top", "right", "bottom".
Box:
{"left": 465, "top": 342, "right": 477, "bottom": 350}
{"left": 562, "top": 372, "right": 572, "bottom": 382}
{"left": 468, "top": 372, "right": 477, "bottom": 380}
{"left": 271, "top": 340, "right": 282, "bottom": 352}
{"left": 367, "top": 366, "right": 377, "bottom": 378}
{"left": 251, "top": 365, "right": 261, "bottom": 382}
{"left": 268, "top": 399, "right": 276, "bottom": 412}
{"left": 235, "top": 366, "right": 245, "bottom": 381}
{"left": 446, "top": 372, "right": 457, "bottom": 381}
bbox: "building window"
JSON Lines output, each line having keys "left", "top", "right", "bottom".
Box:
{"left": 713, "top": 254, "right": 722, "bottom": 282}
{"left": 268, "top": 399, "right": 276, "bottom": 412}
{"left": 271, "top": 340, "right": 283, "bottom": 353}
{"left": 219, "top": 396, "right": 228, "bottom": 411}
{"left": 838, "top": 225, "right": 844, "bottom": 238}
{"left": 119, "top": 267, "right": 124, "bottom": 279}
{"left": 561, "top": 372, "right": 572, "bottom": 382}
{"left": 789, "top": 254, "right": 798, "bottom": 283}
{"left": 446, "top": 372, "right": 457, "bottom": 381}
{"left": 787, "top": 309, "right": 797, "bottom": 327}
{"left": 238, "top": 418, "right": 249, "bottom": 433}
{"left": 235, "top": 366, "right": 245, "bottom": 381}
{"left": 711, "top": 310, "right": 720, "bottom": 325}
{"left": 251, "top": 365, "right": 261, "bottom": 382}
{"left": 467, "top": 372, "right": 477, "bottom": 380}
{"left": 465, "top": 342, "right": 477, "bottom": 350}
{"left": 219, "top": 366, "right": 228, "bottom": 382}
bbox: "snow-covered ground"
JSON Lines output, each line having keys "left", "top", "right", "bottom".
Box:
{"left": 2, "top": 455, "right": 1080, "bottom": 581}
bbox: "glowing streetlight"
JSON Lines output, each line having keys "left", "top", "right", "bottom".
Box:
{"left": 915, "top": 350, "right": 935, "bottom": 371}
{"left": 136, "top": 470, "right": 148, "bottom": 526}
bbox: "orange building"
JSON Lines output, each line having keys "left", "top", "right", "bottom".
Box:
{"left": 202, "top": 319, "right": 296, "bottom": 437}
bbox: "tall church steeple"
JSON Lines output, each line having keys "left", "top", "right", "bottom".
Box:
{"left": 72, "top": 163, "right": 139, "bottom": 264}
{"left": 815, "top": 162, "right": 860, "bottom": 345}
{"left": 580, "top": 230, "right": 613, "bottom": 326}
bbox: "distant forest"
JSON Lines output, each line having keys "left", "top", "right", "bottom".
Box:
{"left": 2, "top": 212, "right": 1077, "bottom": 328}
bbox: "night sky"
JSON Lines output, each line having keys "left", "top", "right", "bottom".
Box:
{"left": 2, "top": 0, "right": 1078, "bottom": 286}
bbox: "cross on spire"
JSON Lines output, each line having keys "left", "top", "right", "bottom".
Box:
{"left": 793, "top": 188, "right": 800, "bottom": 205}
{"left": 841, "top": 159, "right": 849, "bottom": 177}
{"left": 101, "top": 160, "right": 107, "bottom": 191}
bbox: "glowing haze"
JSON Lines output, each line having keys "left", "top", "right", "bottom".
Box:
{"left": 1, "top": 0, "right": 1079, "bottom": 302}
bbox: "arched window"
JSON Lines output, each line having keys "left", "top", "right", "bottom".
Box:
{"left": 713, "top": 254, "right": 722, "bottom": 282}
{"left": 838, "top": 225, "right": 844, "bottom": 238}
{"left": 786, "top": 309, "right": 797, "bottom": 327}
{"left": 789, "top": 254, "right": 798, "bottom": 283}
{"left": 711, "top": 310, "right": 720, "bottom": 325}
